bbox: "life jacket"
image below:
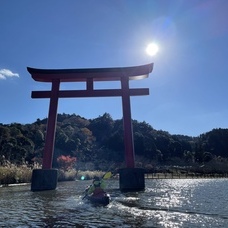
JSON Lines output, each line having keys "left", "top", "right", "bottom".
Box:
{"left": 93, "top": 187, "right": 105, "bottom": 197}
{"left": 92, "top": 180, "right": 105, "bottom": 196}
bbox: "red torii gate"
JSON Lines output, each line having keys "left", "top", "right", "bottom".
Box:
{"left": 28, "top": 63, "right": 153, "bottom": 191}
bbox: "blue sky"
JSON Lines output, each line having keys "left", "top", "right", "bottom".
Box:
{"left": 0, "top": 0, "right": 228, "bottom": 137}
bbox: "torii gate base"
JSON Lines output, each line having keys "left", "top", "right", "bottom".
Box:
{"left": 31, "top": 169, "right": 57, "bottom": 191}
{"left": 28, "top": 63, "right": 153, "bottom": 192}
{"left": 30, "top": 168, "right": 145, "bottom": 192}
{"left": 119, "top": 168, "right": 145, "bottom": 192}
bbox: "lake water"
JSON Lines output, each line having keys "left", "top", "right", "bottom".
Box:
{"left": 0, "top": 178, "right": 228, "bottom": 227}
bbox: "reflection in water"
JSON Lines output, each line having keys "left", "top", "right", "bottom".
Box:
{"left": 0, "top": 179, "right": 228, "bottom": 227}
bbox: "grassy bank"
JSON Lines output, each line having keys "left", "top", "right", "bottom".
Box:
{"left": 0, "top": 163, "right": 109, "bottom": 186}
{"left": 0, "top": 164, "right": 33, "bottom": 186}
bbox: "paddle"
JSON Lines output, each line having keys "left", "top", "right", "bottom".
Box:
{"left": 102, "top": 171, "right": 112, "bottom": 180}
{"left": 82, "top": 172, "right": 112, "bottom": 200}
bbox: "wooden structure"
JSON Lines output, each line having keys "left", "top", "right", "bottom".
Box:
{"left": 28, "top": 63, "right": 153, "bottom": 191}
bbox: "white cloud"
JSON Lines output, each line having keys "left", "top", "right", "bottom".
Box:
{"left": 0, "top": 69, "right": 19, "bottom": 80}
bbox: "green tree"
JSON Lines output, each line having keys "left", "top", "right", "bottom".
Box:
{"left": 89, "top": 113, "right": 114, "bottom": 143}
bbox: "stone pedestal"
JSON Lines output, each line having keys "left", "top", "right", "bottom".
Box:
{"left": 119, "top": 168, "right": 145, "bottom": 192}
{"left": 31, "top": 169, "right": 58, "bottom": 191}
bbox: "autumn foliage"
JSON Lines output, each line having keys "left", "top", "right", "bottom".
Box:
{"left": 57, "top": 155, "right": 76, "bottom": 171}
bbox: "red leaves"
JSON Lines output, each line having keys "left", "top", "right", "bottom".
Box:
{"left": 57, "top": 155, "right": 76, "bottom": 171}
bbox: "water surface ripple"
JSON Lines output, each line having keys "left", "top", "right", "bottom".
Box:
{"left": 0, "top": 179, "right": 228, "bottom": 227}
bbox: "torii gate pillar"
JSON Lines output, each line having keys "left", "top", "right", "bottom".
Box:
{"left": 28, "top": 63, "right": 153, "bottom": 191}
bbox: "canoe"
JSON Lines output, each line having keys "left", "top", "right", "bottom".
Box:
{"left": 86, "top": 192, "right": 110, "bottom": 206}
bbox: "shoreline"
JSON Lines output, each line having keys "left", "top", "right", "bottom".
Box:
{"left": 144, "top": 173, "right": 228, "bottom": 179}
{"left": 0, "top": 183, "right": 30, "bottom": 188}
{"left": 1, "top": 172, "right": 228, "bottom": 188}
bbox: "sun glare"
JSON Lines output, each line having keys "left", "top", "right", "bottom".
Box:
{"left": 146, "top": 43, "right": 159, "bottom": 56}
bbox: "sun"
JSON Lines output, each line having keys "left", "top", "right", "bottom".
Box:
{"left": 146, "top": 43, "right": 159, "bottom": 56}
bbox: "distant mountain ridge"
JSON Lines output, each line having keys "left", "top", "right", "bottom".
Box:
{"left": 0, "top": 113, "right": 228, "bottom": 171}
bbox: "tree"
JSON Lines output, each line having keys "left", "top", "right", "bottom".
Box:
{"left": 1, "top": 113, "right": 228, "bottom": 170}
{"left": 89, "top": 113, "right": 114, "bottom": 143}
{"left": 57, "top": 155, "right": 76, "bottom": 171}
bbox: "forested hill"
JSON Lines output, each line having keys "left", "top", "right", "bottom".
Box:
{"left": 0, "top": 113, "right": 228, "bottom": 171}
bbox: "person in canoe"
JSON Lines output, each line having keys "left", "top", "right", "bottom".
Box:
{"left": 83, "top": 172, "right": 111, "bottom": 205}
{"left": 86, "top": 176, "right": 106, "bottom": 197}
